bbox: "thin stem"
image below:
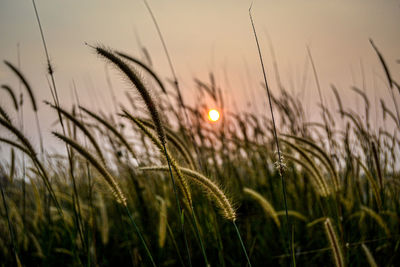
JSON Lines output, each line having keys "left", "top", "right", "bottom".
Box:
{"left": 31, "top": 0, "right": 63, "bottom": 125}
{"left": 142, "top": 0, "right": 178, "bottom": 89}
{"left": 31, "top": 1, "right": 88, "bottom": 261}
{"left": 307, "top": 47, "right": 334, "bottom": 156}
{"left": 142, "top": 0, "right": 204, "bottom": 171}
{"left": 162, "top": 143, "right": 192, "bottom": 267}
{"left": 34, "top": 111, "right": 44, "bottom": 156}
{"left": 140, "top": 8, "right": 211, "bottom": 264}
{"left": 73, "top": 84, "right": 94, "bottom": 267}
{"left": 17, "top": 43, "right": 27, "bottom": 229}
{"left": 125, "top": 205, "right": 157, "bottom": 267}
{"left": 249, "top": 5, "right": 293, "bottom": 266}
{"left": 233, "top": 221, "right": 252, "bottom": 267}
{"left": 190, "top": 205, "right": 209, "bottom": 266}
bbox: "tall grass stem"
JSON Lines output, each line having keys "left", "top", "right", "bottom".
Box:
{"left": 249, "top": 5, "right": 293, "bottom": 266}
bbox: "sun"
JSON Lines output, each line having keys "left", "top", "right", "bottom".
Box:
{"left": 208, "top": 109, "right": 220, "bottom": 122}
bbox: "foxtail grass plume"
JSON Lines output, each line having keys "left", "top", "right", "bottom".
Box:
{"left": 53, "top": 132, "right": 127, "bottom": 206}
{"left": 94, "top": 46, "right": 166, "bottom": 145}
{"left": 141, "top": 165, "right": 236, "bottom": 221}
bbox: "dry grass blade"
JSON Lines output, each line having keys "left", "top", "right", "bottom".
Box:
{"left": 361, "top": 244, "right": 378, "bottom": 267}
{"left": 351, "top": 86, "right": 370, "bottom": 122}
{"left": 380, "top": 99, "right": 399, "bottom": 127}
{"left": 331, "top": 85, "right": 344, "bottom": 116}
{"left": 1, "top": 85, "right": 19, "bottom": 110}
{"left": 156, "top": 196, "right": 168, "bottom": 248}
{"left": 0, "top": 137, "right": 31, "bottom": 157}
{"left": 360, "top": 206, "right": 390, "bottom": 236}
{"left": 282, "top": 134, "right": 340, "bottom": 191}
{"left": 46, "top": 102, "right": 106, "bottom": 164}
{"left": 0, "top": 116, "right": 36, "bottom": 166}
{"left": 9, "top": 149, "right": 15, "bottom": 182}
{"left": 371, "top": 142, "right": 383, "bottom": 189}
{"left": 276, "top": 210, "right": 307, "bottom": 222}
{"left": 97, "top": 193, "right": 109, "bottom": 245}
{"left": 370, "top": 39, "right": 400, "bottom": 127}
{"left": 79, "top": 105, "right": 137, "bottom": 160}
{"left": 282, "top": 153, "right": 326, "bottom": 196}
{"left": 280, "top": 138, "right": 330, "bottom": 196}
{"left": 53, "top": 132, "right": 127, "bottom": 206}
{"left": 356, "top": 158, "right": 382, "bottom": 209}
{"left": 4, "top": 60, "right": 37, "bottom": 111}
{"left": 324, "top": 218, "right": 345, "bottom": 267}
{"left": 243, "top": 187, "right": 280, "bottom": 227}
{"left": 0, "top": 117, "right": 61, "bottom": 213}
{"left": 0, "top": 106, "right": 12, "bottom": 123}
{"left": 369, "top": 39, "right": 393, "bottom": 89}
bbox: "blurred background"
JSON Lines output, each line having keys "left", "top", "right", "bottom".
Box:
{"left": 0, "top": 0, "right": 399, "bottom": 153}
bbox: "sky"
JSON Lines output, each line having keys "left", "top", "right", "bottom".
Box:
{"left": 0, "top": 0, "right": 399, "bottom": 154}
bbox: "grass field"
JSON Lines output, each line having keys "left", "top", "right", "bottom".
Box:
{"left": 1, "top": 2, "right": 400, "bottom": 267}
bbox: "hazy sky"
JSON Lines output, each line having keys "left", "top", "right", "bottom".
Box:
{"left": 0, "top": 0, "right": 399, "bottom": 152}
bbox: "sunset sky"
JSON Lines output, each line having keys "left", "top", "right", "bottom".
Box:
{"left": 0, "top": 0, "right": 399, "bottom": 151}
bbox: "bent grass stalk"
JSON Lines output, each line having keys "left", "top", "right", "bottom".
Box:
{"left": 46, "top": 102, "right": 106, "bottom": 164}
{"left": 142, "top": 0, "right": 182, "bottom": 102}
{"left": 121, "top": 110, "right": 192, "bottom": 206}
{"left": 280, "top": 139, "right": 330, "bottom": 196}
{"left": 138, "top": 2, "right": 212, "bottom": 262}
{"left": 121, "top": 112, "right": 203, "bottom": 265}
{"left": 134, "top": 117, "right": 196, "bottom": 169}
{"left": 306, "top": 47, "right": 334, "bottom": 155}
{"left": 281, "top": 153, "right": 327, "bottom": 196}
{"left": 282, "top": 134, "right": 340, "bottom": 191}
{"left": 9, "top": 149, "right": 15, "bottom": 182}
{"left": 52, "top": 132, "right": 126, "bottom": 205}
{"left": 121, "top": 113, "right": 211, "bottom": 265}
{"left": 31, "top": 2, "right": 90, "bottom": 259}
{"left": 79, "top": 105, "right": 138, "bottom": 161}
{"left": 1, "top": 85, "right": 19, "bottom": 111}
{"left": 0, "top": 117, "right": 62, "bottom": 215}
{"left": 243, "top": 187, "right": 280, "bottom": 227}
{"left": 3, "top": 61, "right": 44, "bottom": 155}
{"left": 361, "top": 243, "right": 378, "bottom": 267}
{"left": 324, "top": 218, "right": 345, "bottom": 267}
{"left": 94, "top": 46, "right": 198, "bottom": 265}
{"left": 0, "top": 106, "right": 12, "bottom": 123}
{"left": 370, "top": 39, "right": 400, "bottom": 132}
{"left": 53, "top": 132, "right": 156, "bottom": 267}
{"left": 140, "top": 166, "right": 236, "bottom": 221}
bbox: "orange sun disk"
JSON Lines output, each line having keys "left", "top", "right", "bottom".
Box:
{"left": 208, "top": 109, "right": 220, "bottom": 122}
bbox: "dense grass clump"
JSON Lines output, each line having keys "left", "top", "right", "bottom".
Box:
{"left": 1, "top": 41, "right": 400, "bottom": 267}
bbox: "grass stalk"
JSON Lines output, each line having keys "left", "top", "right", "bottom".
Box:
{"left": 0, "top": 172, "right": 20, "bottom": 266}
{"left": 162, "top": 142, "right": 193, "bottom": 267}
{"left": 232, "top": 221, "right": 252, "bottom": 267}
{"left": 249, "top": 5, "right": 293, "bottom": 265}
{"left": 125, "top": 205, "right": 157, "bottom": 267}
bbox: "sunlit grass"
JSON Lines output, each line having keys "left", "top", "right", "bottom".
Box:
{"left": 0, "top": 2, "right": 399, "bottom": 266}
